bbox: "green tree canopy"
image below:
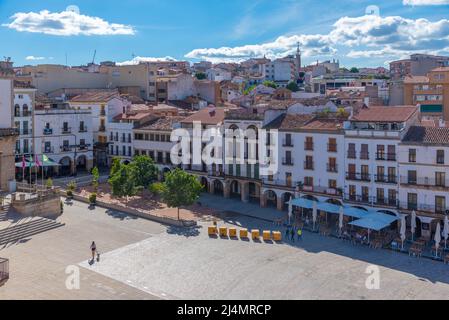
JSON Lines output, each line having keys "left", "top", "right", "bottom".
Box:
{"left": 350, "top": 67, "right": 359, "bottom": 73}
{"left": 262, "top": 80, "right": 278, "bottom": 89}
{"left": 159, "top": 169, "right": 203, "bottom": 220}
{"left": 110, "top": 157, "right": 121, "bottom": 177}
{"left": 108, "top": 163, "right": 140, "bottom": 198}
{"left": 286, "top": 81, "right": 299, "bottom": 92}
{"left": 130, "top": 155, "right": 158, "bottom": 188}
{"left": 195, "top": 72, "right": 206, "bottom": 80}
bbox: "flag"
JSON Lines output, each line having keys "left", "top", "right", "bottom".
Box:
{"left": 43, "top": 154, "right": 49, "bottom": 163}
{"left": 35, "top": 154, "right": 41, "bottom": 167}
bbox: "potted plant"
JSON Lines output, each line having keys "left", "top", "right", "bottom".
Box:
{"left": 46, "top": 178, "right": 53, "bottom": 189}
{"left": 66, "top": 180, "right": 76, "bottom": 199}
{"left": 89, "top": 192, "right": 97, "bottom": 206}
{"left": 60, "top": 200, "right": 64, "bottom": 213}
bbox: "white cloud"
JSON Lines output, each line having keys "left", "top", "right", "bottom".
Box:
{"left": 116, "top": 56, "right": 178, "bottom": 66}
{"left": 25, "top": 55, "right": 46, "bottom": 61}
{"left": 3, "top": 9, "right": 135, "bottom": 36}
{"left": 403, "top": 0, "right": 449, "bottom": 5}
{"left": 185, "top": 14, "right": 449, "bottom": 63}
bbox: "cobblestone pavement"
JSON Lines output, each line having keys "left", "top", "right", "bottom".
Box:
{"left": 80, "top": 214, "right": 449, "bottom": 300}
{"left": 0, "top": 199, "right": 165, "bottom": 300}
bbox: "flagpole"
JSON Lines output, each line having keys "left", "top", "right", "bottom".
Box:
{"left": 42, "top": 154, "right": 44, "bottom": 187}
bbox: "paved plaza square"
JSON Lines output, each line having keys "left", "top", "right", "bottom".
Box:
{"left": 1, "top": 198, "right": 449, "bottom": 299}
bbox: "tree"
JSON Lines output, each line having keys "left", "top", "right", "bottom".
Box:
{"left": 159, "top": 169, "right": 203, "bottom": 220}
{"left": 263, "top": 80, "right": 278, "bottom": 89}
{"left": 243, "top": 84, "right": 256, "bottom": 95}
{"left": 195, "top": 72, "right": 206, "bottom": 80}
{"left": 110, "top": 157, "right": 121, "bottom": 177}
{"left": 286, "top": 81, "right": 299, "bottom": 92}
{"left": 108, "top": 163, "right": 140, "bottom": 200}
{"left": 130, "top": 155, "right": 158, "bottom": 188}
{"left": 91, "top": 166, "right": 99, "bottom": 192}
{"left": 350, "top": 67, "right": 359, "bottom": 73}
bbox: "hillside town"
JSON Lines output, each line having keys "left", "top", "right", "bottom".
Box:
{"left": 2, "top": 49, "right": 449, "bottom": 300}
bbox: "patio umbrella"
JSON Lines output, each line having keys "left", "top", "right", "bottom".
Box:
{"left": 312, "top": 201, "right": 317, "bottom": 231}
{"left": 435, "top": 222, "right": 442, "bottom": 257}
{"left": 338, "top": 206, "right": 344, "bottom": 235}
{"left": 288, "top": 196, "right": 293, "bottom": 225}
{"left": 400, "top": 215, "right": 406, "bottom": 250}
{"left": 411, "top": 210, "right": 417, "bottom": 241}
{"left": 443, "top": 215, "right": 449, "bottom": 249}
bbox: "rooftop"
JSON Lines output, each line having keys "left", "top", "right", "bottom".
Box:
{"left": 70, "top": 90, "right": 120, "bottom": 103}
{"left": 431, "top": 67, "right": 449, "bottom": 72}
{"left": 180, "top": 107, "right": 226, "bottom": 125}
{"left": 137, "top": 116, "right": 186, "bottom": 131}
{"left": 351, "top": 106, "right": 418, "bottom": 123}
{"left": 402, "top": 126, "right": 449, "bottom": 146}
{"left": 403, "top": 75, "right": 429, "bottom": 84}
{"left": 263, "top": 114, "right": 314, "bottom": 131}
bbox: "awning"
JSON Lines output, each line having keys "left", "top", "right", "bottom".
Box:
{"left": 290, "top": 198, "right": 368, "bottom": 218}
{"left": 15, "top": 158, "right": 60, "bottom": 168}
{"left": 290, "top": 198, "right": 315, "bottom": 209}
{"left": 349, "top": 213, "right": 399, "bottom": 231}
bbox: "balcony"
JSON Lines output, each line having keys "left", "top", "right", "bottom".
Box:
{"left": 373, "top": 197, "right": 398, "bottom": 207}
{"left": 100, "top": 110, "right": 106, "bottom": 116}
{"left": 347, "top": 151, "right": 356, "bottom": 159}
{"left": 99, "top": 125, "right": 106, "bottom": 132}
{"left": 61, "top": 127, "right": 72, "bottom": 134}
{"left": 19, "top": 128, "right": 32, "bottom": 135}
{"left": 376, "top": 152, "right": 397, "bottom": 161}
{"left": 346, "top": 172, "right": 371, "bottom": 182}
{"left": 282, "top": 139, "right": 294, "bottom": 147}
{"left": 43, "top": 128, "right": 53, "bottom": 135}
{"left": 304, "top": 161, "right": 314, "bottom": 170}
{"left": 304, "top": 142, "right": 314, "bottom": 151}
{"left": 43, "top": 147, "right": 54, "bottom": 154}
{"left": 60, "top": 146, "right": 73, "bottom": 152}
{"left": 397, "top": 202, "right": 449, "bottom": 215}
{"left": 375, "top": 175, "right": 397, "bottom": 184}
{"left": 400, "top": 176, "right": 449, "bottom": 188}
{"left": 360, "top": 152, "right": 369, "bottom": 160}
{"left": 327, "top": 164, "right": 338, "bottom": 173}
{"left": 79, "top": 127, "right": 88, "bottom": 133}
{"left": 344, "top": 194, "right": 371, "bottom": 205}
{"left": 282, "top": 158, "right": 294, "bottom": 166}
{"left": 301, "top": 185, "right": 343, "bottom": 197}
{"left": 327, "top": 144, "right": 338, "bottom": 153}
{"left": 262, "top": 179, "right": 295, "bottom": 188}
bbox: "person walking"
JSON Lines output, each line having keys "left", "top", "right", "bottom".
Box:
{"left": 90, "top": 241, "right": 97, "bottom": 261}
{"left": 290, "top": 228, "right": 295, "bottom": 242}
{"left": 285, "top": 227, "right": 290, "bottom": 238}
{"left": 297, "top": 228, "right": 303, "bottom": 241}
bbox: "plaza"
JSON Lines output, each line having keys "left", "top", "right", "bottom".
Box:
{"left": 1, "top": 196, "right": 449, "bottom": 300}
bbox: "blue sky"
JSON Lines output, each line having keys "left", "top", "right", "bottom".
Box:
{"left": 0, "top": 0, "right": 448, "bottom": 67}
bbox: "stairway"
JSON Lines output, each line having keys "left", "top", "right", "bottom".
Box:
{"left": 0, "top": 218, "right": 65, "bottom": 246}
{"left": 0, "top": 205, "right": 9, "bottom": 221}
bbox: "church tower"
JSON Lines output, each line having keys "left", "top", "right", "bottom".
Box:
{"left": 295, "top": 42, "right": 302, "bottom": 80}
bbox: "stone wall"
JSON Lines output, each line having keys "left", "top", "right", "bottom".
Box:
{"left": 11, "top": 191, "right": 62, "bottom": 219}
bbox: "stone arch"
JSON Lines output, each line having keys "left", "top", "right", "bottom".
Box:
{"left": 59, "top": 156, "right": 73, "bottom": 176}
{"left": 282, "top": 192, "right": 295, "bottom": 211}
{"left": 199, "top": 176, "right": 209, "bottom": 193}
{"left": 76, "top": 155, "right": 87, "bottom": 172}
{"left": 212, "top": 179, "right": 224, "bottom": 196}
{"left": 302, "top": 194, "right": 319, "bottom": 202}
{"left": 229, "top": 180, "right": 241, "bottom": 198}
{"left": 263, "top": 189, "right": 278, "bottom": 208}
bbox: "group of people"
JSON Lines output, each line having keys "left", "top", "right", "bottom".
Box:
{"left": 285, "top": 226, "right": 303, "bottom": 242}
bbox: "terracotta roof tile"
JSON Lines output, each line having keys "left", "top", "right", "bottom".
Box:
{"left": 180, "top": 107, "right": 226, "bottom": 125}
{"left": 70, "top": 90, "right": 120, "bottom": 103}
{"left": 138, "top": 116, "right": 186, "bottom": 131}
{"left": 351, "top": 106, "right": 418, "bottom": 122}
{"left": 402, "top": 126, "right": 449, "bottom": 145}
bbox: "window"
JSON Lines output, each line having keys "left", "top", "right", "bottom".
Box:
{"left": 110, "top": 145, "right": 114, "bottom": 155}
{"left": 360, "top": 144, "right": 369, "bottom": 159}
{"left": 122, "top": 146, "right": 126, "bottom": 156}
{"left": 408, "top": 170, "right": 417, "bottom": 184}
{"left": 376, "top": 145, "right": 385, "bottom": 160}
{"left": 407, "top": 193, "right": 418, "bottom": 210}
{"left": 387, "top": 145, "right": 396, "bottom": 161}
{"left": 376, "top": 188, "right": 384, "bottom": 204}
{"left": 305, "top": 155, "right": 314, "bottom": 170}
{"left": 388, "top": 189, "right": 397, "bottom": 206}
{"left": 79, "top": 121, "right": 85, "bottom": 131}
{"left": 388, "top": 167, "right": 396, "bottom": 183}
{"left": 304, "top": 176, "right": 313, "bottom": 186}
{"left": 305, "top": 137, "right": 313, "bottom": 150}
{"left": 347, "top": 143, "right": 356, "bottom": 158}
{"left": 435, "top": 172, "right": 446, "bottom": 187}
{"left": 286, "top": 173, "right": 292, "bottom": 187}
{"left": 361, "top": 165, "right": 369, "bottom": 181}
{"left": 409, "top": 149, "right": 416, "bottom": 163}
{"left": 328, "top": 179, "right": 337, "bottom": 189}
{"left": 437, "top": 150, "right": 445, "bottom": 164}
{"left": 377, "top": 166, "right": 385, "bottom": 181}
{"left": 284, "top": 151, "right": 293, "bottom": 165}
{"left": 435, "top": 196, "right": 446, "bottom": 214}
{"left": 349, "top": 185, "right": 356, "bottom": 201}
{"left": 361, "top": 186, "right": 369, "bottom": 202}
{"left": 150, "top": 134, "right": 154, "bottom": 141}
{"left": 284, "top": 134, "right": 292, "bottom": 147}
{"left": 328, "top": 138, "right": 337, "bottom": 152}
{"left": 328, "top": 157, "right": 337, "bottom": 172}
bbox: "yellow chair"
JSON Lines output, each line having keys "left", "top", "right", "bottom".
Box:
{"left": 208, "top": 226, "right": 217, "bottom": 236}
{"left": 272, "top": 231, "right": 282, "bottom": 241}
{"left": 263, "top": 230, "right": 271, "bottom": 241}
{"left": 252, "top": 229, "right": 260, "bottom": 240}
{"left": 229, "top": 228, "right": 237, "bottom": 238}
{"left": 240, "top": 228, "right": 248, "bottom": 239}
{"left": 219, "top": 227, "right": 228, "bottom": 237}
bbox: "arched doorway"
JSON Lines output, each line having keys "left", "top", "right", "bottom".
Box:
{"left": 76, "top": 155, "right": 87, "bottom": 173}
{"left": 248, "top": 182, "right": 259, "bottom": 203}
{"left": 213, "top": 180, "right": 224, "bottom": 196}
{"left": 230, "top": 180, "right": 240, "bottom": 199}
{"left": 282, "top": 192, "right": 294, "bottom": 211}
{"left": 200, "top": 177, "right": 209, "bottom": 192}
{"left": 265, "top": 190, "right": 277, "bottom": 208}
{"left": 59, "top": 156, "right": 72, "bottom": 176}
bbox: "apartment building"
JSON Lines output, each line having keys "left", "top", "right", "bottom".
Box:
{"left": 34, "top": 102, "right": 94, "bottom": 176}
{"left": 69, "top": 91, "right": 129, "bottom": 167}
{"left": 0, "top": 77, "right": 19, "bottom": 191}
{"left": 262, "top": 113, "right": 346, "bottom": 210}
{"left": 390, "top": 54, "right": 449, "bottom": 81}
{"left": 403, "top": 67, "right": 449, "bottom": 120}
{"left": 398, "top": 126, "right": 449, "bottom": 238}
{"left": 13, "top": 84, "right": 36, "bottom": 158}
{"left": 343, "top": 106, "right": 420, "bottom": 214}
{"left": 133, "top": 115, "right": 185, "bottom": 174}
{"left": 107, "top": 109, "right": 155, "bottom": 165}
